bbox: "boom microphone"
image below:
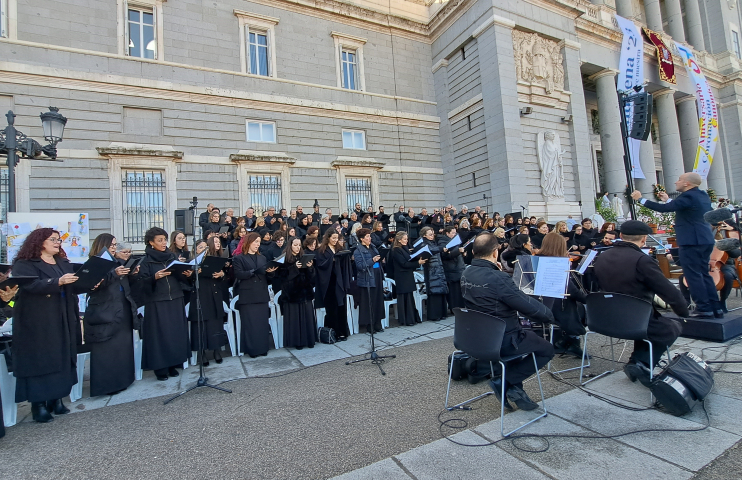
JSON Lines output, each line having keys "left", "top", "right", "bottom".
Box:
{"left": 715, "top": 237, "right": 740, "bottom": 252}
{"left": 704, "top": 208, "right": 734, "bottom": 224}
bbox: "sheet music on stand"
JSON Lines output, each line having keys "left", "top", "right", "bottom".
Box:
{"left": 533, "top": 257, "right": 570, "bottom": 299}
{"left": 576, "top": 249, "right": 598, "bottom": 275}
{"left": 513, "top": 255, "right": 540, "bottom": 295}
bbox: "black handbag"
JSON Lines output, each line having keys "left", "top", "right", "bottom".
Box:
{"left": 318, "top": 326, "right": 336, "bottom": 344}
{"left": 651, "top": 352, "right": 715, "bottom": 416}
{"left": 447, "top": 352, "right": 470, "bottom": 380}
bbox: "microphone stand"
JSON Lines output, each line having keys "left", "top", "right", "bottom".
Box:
{"left": 346, "top": 244, "right": 396, "bottom": 375}
{"left": 165, "top": 197, "right": 232, "bottom": 404}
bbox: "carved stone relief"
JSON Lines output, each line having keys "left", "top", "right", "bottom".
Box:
{"left": 512, "top": 30, "right": 571, "bottom": 109}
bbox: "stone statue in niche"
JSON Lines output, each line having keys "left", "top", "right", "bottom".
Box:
{"left": 537, "top": 130, "right": 565, "bottom": 199}
{"left": 513, "top": 31, "right": 565, "bottom": 95}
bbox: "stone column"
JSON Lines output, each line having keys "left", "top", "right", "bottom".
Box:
{"left": 432, "top": 59, "right": 456, "bottom": 204}
{"left": 683, "top": 0, "right": 706, "bottom": 51}
{"left": 635, "top": 135, "right": 657, "bottom": 195}
{"left": 472, "top": 14, "right": 526, "bottom": 213}
{"left": 654, "top": 88, "right": 686, "bottom": 185}
{"left": 615, "top": 0, "right": 634, "bottom": 18}
{"left": 707, "top": 101, "right": 729, "bottom": 197}
{"left": 664, "top": 0, "right": 687, "bottom": 42}
{"left": 643, "top": 0, "right": 664, "bottom": 33}
{"left": 676, "top": 95, "right": 700, "bottom": 172}
{"left": 560, "top": 39, "right": 596, "bottom": 214}
{"left": 590, "top": 69, "right": 627, "bottom": 196}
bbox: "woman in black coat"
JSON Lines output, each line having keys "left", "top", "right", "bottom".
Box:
{"left": 354, "top": 228, "right": 385, "bottom": 332}
{"left": 314, "top": 230, "right": 351, "bottom": 340}
{"left": 84, "top": 234, "right": 139, "bottom": 397}
{"left": 438, "top": 227, "right": 465, "bottom": 312}
{"left": 568, "top": 224, "right": 595, "bottom": 254}
{"left": 501, "top": 234, "right": 533, "bottom": 271}
{"left": 530, "top": 222, "right": 549, "bottom": 251}
{"left": 390, "top": 231, "right": 424, "bottom": 326}
{"left": 169, "top": 231, "right": 190, "bottom": 261}
{"left": 137, "top": 227, "right": 193, "bottom": 381}
{"left": 277, "top": 238, "right": 316, "bottom": 349}
{"left": 12, "top": 228, "right": 84, "bottom": 422}
{"left": 233, "top": 232, "right": 278, "bottom": 357}
{"left": 188, "top": 238, "right": 228, "bottom": 365}
{"left": 419, "top": 226, "right": 448, "bottom": 321}
{"left": 203, "top": 210, "right": 229, "bottom": 243}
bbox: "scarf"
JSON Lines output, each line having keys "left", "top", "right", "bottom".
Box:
{"left": 145, "top": 245, "right": 175, "bottom": 264}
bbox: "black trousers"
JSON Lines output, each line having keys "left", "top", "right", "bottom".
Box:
{"left": 497, "top": 330, "right": 554, "bottom": 388}
{"left": 679, "top": 244, "right": 719, "bottom": 313}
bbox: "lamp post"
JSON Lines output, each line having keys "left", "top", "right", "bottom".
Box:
{"left": 0, "top": 107, "right": 67, "bottom": 212}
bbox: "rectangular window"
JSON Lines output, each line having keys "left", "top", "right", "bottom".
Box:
{"left": 128, "top": 7, "right": 156, "bottom": 59}
{"left": 342, "top": 129, "right": 366, "bottom": 150}
{"left": 471, "top": 172, "right": 476, "bottom": 187}
{"left": 122, "top": 170, "right": 166, "bottom": 243}
{"left": 346, "top": 177, "right": 371, "bottom": 212}
{"left": 248, "top": 29, "right": 270, "bottom": 76}
{"left": 248, "top": 175, "right": 281, "bottom": 214}
{"left": 734, "top": 30, "right": 741, "bottom": 59}
{"left": 0, "top": 0, "right": 7, "bottom": 38}
{"left": 246, "top": 120, "right": 276, "bottom": 143}
{"left": 341, "top": 49, "right": 358, "bottom": 90}
{"left": 467, "top": 115, "right": 472, "bottom": 131}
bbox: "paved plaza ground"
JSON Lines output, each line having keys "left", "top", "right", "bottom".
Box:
{"left": 2, "top": 312, "right": 741, "bottom": 479}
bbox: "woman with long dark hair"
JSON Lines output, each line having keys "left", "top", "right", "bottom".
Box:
{"left": 315, "top": 230, "right": 351, "bottom": 340}
{"left": 229, "top": 226, "right": 247, "bottom": 256}
{"left": 419, "top": 226, "right": 448, "bottom": 321}
{"left": 354, "top": 228, "right": 385, "bottom": 332}
{"left": 232, "top": 232, "right": 277, "bottom": 357}
{"left": 169, "top": 231, "right": 190, "bottom": 262}
{"left": 277, "top": 238, "right": 316, "bottom": 349}
{"left": 12, "top": 228, "right": 83, "bottom": 422}
{"left": 390, "top": 231, "right": 424, "bottom": 326}
{"left": 501, "top": 233, "right": 533, "bottom": 270}
{"left": 137, "top": 227, "right": 192, "bottom": 381}
{"left": 530, "top": 221, "right": 549, "bottom": 252}
{"left": 188, "top": 238, "right": 228, "bottom": 365}
{"left": 438, "top": 226, "right": 465, "bottom": 313}
{"left": 84, "top": 233, "right": 139, "bottom": 397}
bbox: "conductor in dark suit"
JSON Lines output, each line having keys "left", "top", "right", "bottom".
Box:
{"left": 631, "top": 172, "right": 719, "bottom": 318}
{"left": 593, "top": 220, "right": 687, "bottom": 386}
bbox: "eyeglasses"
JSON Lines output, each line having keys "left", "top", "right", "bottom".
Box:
{"left": 47, "top": 238, "right": 62, "bottom": 244}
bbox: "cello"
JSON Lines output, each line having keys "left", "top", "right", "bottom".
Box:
{"left": 682, "top": 246, "right": 728, "bottom": 291}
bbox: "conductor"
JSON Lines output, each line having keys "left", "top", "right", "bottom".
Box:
{"left": 631, "top": 173, "right": 719, "bottom": 318}
{"left": 593, "top": 220, "right": 687, "bottom": 386}
{"left": 461, "top": 233, "right": 555, "bottom": 411}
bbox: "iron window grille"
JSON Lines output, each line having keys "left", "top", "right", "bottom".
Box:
{"left": 122, "top": 170, "right": 166, "bottom": 243}
{"left": 346, "top": 177, "right": 371, "bottom": 212}
{"left": 248, "top": 175, "right": 281, "bottom": 214}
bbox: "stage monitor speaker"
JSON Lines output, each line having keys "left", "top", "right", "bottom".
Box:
{"left": 627, "top": 92, "right": 653, "bottom": 141}
{"left": 174, "top": 209, "right": 194, "bottom": 235}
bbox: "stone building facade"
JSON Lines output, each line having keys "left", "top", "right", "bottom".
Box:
{"left": 0, "top": 0, "right": 740, "bottom": 248}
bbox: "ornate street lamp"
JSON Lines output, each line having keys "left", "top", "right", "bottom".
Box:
{"left": 0, "top": 107, "right": 67, "bottom": 212}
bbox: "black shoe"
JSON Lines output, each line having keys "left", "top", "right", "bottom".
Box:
{"left": 156, "top": 374, "right": 168, "bottom": 381}
{"left": 295, "top": 346, "right": 304, "bottom": 350}
{"left": 168, "top": 367, "right": 180, "bottom": 377}
{"left": 214, "top": 350, "right": 223, "bottom": 364}
{"left": 506, "top": 385, "right": 539, "bottom": 411}
{"left": 564, "top": 337, "right": 586, "bottom": 358}
{"left": 31, "top": 402, "right": 53, "bottom": 423}
{"left": 47, "top": 399, "right": 70, "bottom": 415}
{"left": 721, "top": 302, "right": 729, "bottom": 314}
{"left": 337, "top": 336, "right": 347, "bottom": 342}
{"left": 489, "top": 377, "right": 513, "bottom": 411}
{"left": 714, "top": 310, "right": 725, "bottom": 319}
{"left": 374, "top": 328, "right": 384, "bottom": 333}
{"left": 690, "top": 311, "right": 714, "bottom": 319}
{"left": 623, "top": 361, "right": 652, "bottom": 387}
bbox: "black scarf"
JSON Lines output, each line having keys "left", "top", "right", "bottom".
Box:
{"left": 145, "top": 245, "right": 175, "bottom": 264}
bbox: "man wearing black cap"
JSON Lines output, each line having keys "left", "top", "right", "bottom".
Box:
{"left": 593, "top": 220, "right": 688, "bottom": 386}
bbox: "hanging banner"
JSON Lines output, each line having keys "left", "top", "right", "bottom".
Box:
{"left": 675, "top": 43, "right": 719, "bottom": 180}
{"left": 615, "top": 15, "right": 645, "bottom": 180}
{"left": 642, "top": 28, "right": 676, "bottom": 84}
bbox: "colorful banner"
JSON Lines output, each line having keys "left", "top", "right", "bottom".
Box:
{"left": 615, "top": 15, "right": 646, "bottom": 180}
{"left": 642, "top": 27, "right": 676, "bottom": 84}
{"left": 675, "top": 43, "right": 719, "bottom": 180}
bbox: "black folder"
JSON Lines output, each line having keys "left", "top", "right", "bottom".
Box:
{"left": 320, "top": 224, "right": 333, "bottom": 236}
{"left": 199, "top": 256, "right": 230, "bottom": 277}
{"left": 218, "top": 226, "right": 230, "bottom": 234}
{"left": 125, "top": 256, "right": 145, "bottom": 270}
{"left": 164, "top": 259, "right": 196, "bottom": 274}
{"left": 74, "top": 256, "right": 119, "bottom": 290}
{"left": 269, "top": 253, "right": 286, "bottom": 269}
{"left": 298, "top": 254, "right": 315, "bottom": 268}
{"left": 0, "top": 264, "right": 11, "bottom": 274}
{"left": 0, "top": 276, "right": 38, "bottom": 289}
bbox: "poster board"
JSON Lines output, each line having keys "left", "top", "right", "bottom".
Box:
{"left": 6, "top": 212, "right": 90, "bottom": 264}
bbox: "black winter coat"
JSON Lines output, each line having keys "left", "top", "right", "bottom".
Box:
{"left": 277, "top": 262, "right": 315, "bottom": 304}
{"left": 391, "top": 246, "right": 419, "bottom": 294}
{"left": 84, "top": 266, "right": 139, "bottom": 343}
{"left": 12, "top": 257, "right": 83, "bottom": 378}
{"left": 438, "top": 237, "right": 465, "bottom": 282}
{"left": 314, "top": 247, "right": 351, "bottom": 308}
{"left": 232, "top": 253, "right": 272, "bottom": 305}
{"left": 137, "top": 249, "right": 188, "bottom": 303}
{"left": 422, "top": 238, "right": 448, "bottom": 295}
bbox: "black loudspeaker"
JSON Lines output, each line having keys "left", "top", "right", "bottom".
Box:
{"left": 627, "top": 92, "right": 653, "bottom": 141}
{"left": 174, "top": 209, "right": 194, "bottom": 235}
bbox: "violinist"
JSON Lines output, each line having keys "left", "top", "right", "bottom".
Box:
{"left": 568, "top": 224, "right": 594, "bottom": 253}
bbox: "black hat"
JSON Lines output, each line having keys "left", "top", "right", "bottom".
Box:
{"left": 258, "top": 228, "right": 271, "bottom": 237}
{"left": 620, "top": 220, "right": 653, "bottom": 236}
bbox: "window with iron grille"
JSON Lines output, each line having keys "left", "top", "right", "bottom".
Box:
{"left": 122, "top": 170, "right": 166, "bottom": 243}
{"left": 248, "top": 174, "right": 281, "bottom": 214}
{"left": 346, "top": 177, "right": 371, "bottom": 212}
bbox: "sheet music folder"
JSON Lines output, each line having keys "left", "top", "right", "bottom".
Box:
{"left": 74, "top": 256, "right": 119, "bottom": 290}
{"left": 0, "top": 276, "right": 38, "bottom": 288}
{"left": 199, "top": 256, "right": 230, "bottom": 276}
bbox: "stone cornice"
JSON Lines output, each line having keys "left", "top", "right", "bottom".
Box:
{"left": 675, "top": 95, "right": 696, "bottom": 105}
{"left": 588, "top": 68, "right": 619, "bottom": 81}
{"left": 229, "top": 153, "right": 297, "bottom": 164}
{"left": 332, "top": 157, "right": 385, "bottom": 168}
{"left": 431, "top": 58, "right": 448, "bottom": 74}
{"left": 96, "top": 144, "right": 183, "bottom": 159}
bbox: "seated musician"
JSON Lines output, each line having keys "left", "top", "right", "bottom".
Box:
{"left": 461, "top": 233, "right": 555, "bottom": 411}
{"left": 593, "top": 220, "right": 688, "bottom": 387}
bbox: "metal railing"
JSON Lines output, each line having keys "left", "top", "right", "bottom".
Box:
{"left": 346, "top": 177, "right": 371, "bottom": 212}
{"left": 248, "top": 175, "right": 281, "bottom": 214}
{"left": 122, "top": 170, "right": 166, "bottom": 243}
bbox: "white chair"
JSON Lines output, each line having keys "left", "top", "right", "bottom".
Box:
{"left": 223, "top": 301, "right": 237, "bottom": 356}
{"left": 413, "top": 271, "right": 427, "bottom": 317}
{"left": 69, "top": 351, "right": 90, "bottom": 402}
{"left": 382, "top": 277, "right": 397, "bottom": 329}
{"left": 271, "top": 292, "right": 284, "bottom": 349}
{"left": 346, "top": 294, "right": 359, "bottom": 335}
{"left": 134, "top": 307, "right": 144, "bottom": 380}
{"left": 0, "top": 352, "right": 17, "bottom": 427}
{"left": 78, "top": 294, "right": 87, "bottom": 314}
{"left": 315, "top": 307, "right": 326, "bottom": 329}
{"left": 230, "top": 296, "right": 243, "bottom": 356}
